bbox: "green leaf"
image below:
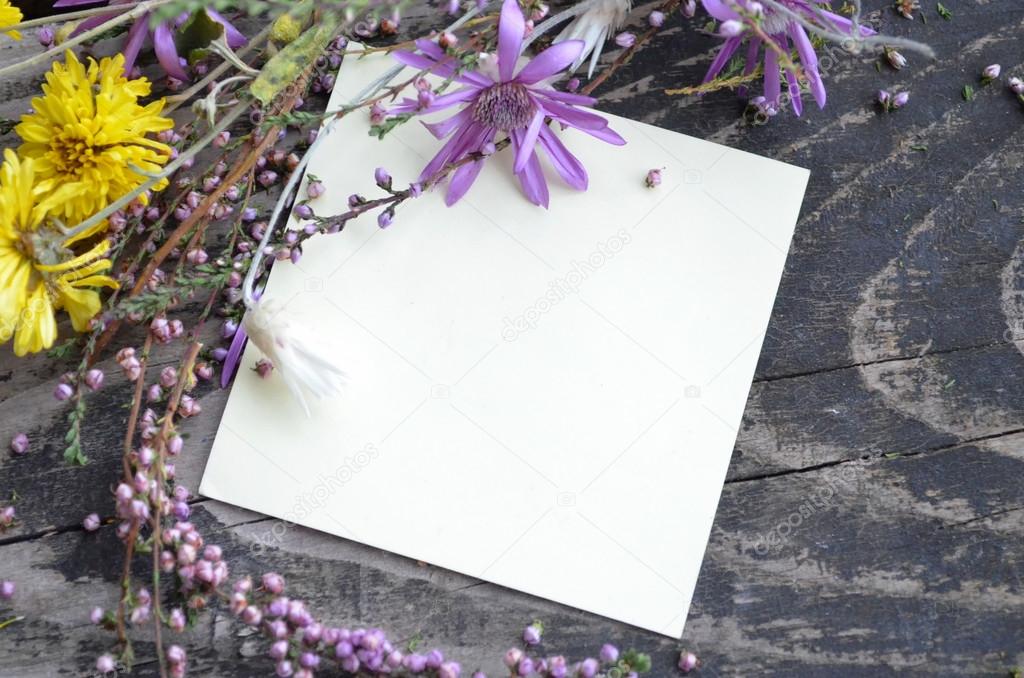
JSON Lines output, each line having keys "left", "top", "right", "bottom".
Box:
{"left": 251, "top": 10, "right": 340, "bottom": 105}
{"left": 64, "top": 442, "right": 88, "bottom": 466}
{"left": 175, "top": 9, "right": 225, "bottom": 64}
{"left": 936, "top": 2, "right": 952, "bottom": 20}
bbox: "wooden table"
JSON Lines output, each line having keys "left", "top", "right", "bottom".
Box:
{"left": 2, "top": 1, "right": 1023, "bottom": 675}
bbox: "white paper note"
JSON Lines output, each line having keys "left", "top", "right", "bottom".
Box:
{"left": 201, "top": 48, "right": 809, "bottom": 637}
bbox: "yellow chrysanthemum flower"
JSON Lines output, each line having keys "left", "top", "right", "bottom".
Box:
{"left": 15, "top": 50, "right": 174, "bottom": 233}
{"left": 0, "top": 150, "right": 119, "bottom": 356}
{"left": 0, "top": 0, "right": 22, "bottom": 40}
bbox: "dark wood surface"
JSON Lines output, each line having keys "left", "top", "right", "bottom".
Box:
{"left": 2, "top": 1, "right": 1023, "bottom": 675}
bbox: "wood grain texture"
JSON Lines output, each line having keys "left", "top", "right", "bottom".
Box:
{"left": 2, "top": 0, "right": 1024, "bottom": 675}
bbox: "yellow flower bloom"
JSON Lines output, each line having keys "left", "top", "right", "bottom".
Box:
{"left": 0, "top": 0, "right": 22, "bottom": 40}
{"left": 15, "top": 50, "right": 174, "bottom": 233}
{"left": 0, "top": 150, "right": 118, "bottom": 356}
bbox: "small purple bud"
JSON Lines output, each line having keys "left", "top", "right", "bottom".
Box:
{"left": 262, "top": 572, "right": 285, "bottom": 594}
{"left": 503, "top": 648, "right": 523, "bottom": 668}
{"left": 648, "top": 10, "right": 665, "bottom": 27}
{"left": 481, "top": 141, "right": 496, "bottom": 156}
{"left": 877, "top": 89, "right": 891, "bottom": 106}
{"left": 242, "top": 606, "right": 262, "bottom": 626}
{"left": 426, "top": 649, "right": 444, "bottom": 669}
{"left": 83, "top": 513, "right": 101, "bottom": 532}
{"left": 146, "top": 383, "right": 163, "bottom": 403}
{"left": 614, "top": 32, "right": 636, "bottom": 48}
{"left": 403, "top": 653, "right": 427, "bottom": 672}
{"left": 439, "top": 661, "right": 461, "bottom": 678}
{"left": 53, "top": 382, "right": 73, "bottom": 401}
{"left": 168, "top": 607, "right": 186, "bottom": 632}
{"left": 224, "top": 185, "right": 241, "bottom": 201}
{"left": 203, "top": 176, "right": 221, "bottom": 193}
{"left": 719, "top": 19, "right": 744, "bottom": 37}
{"left": 294, "top": 204, "right": 314, "bottom": 220}
{"left": 566, "top": 77, "right": 580, "bottom": 92}
{"left": 645, "top": 168, "right": 662, "bottom": 188}
{"left": 222, "top": 319, "right": 239, "bottom": 339}
{"left": 893, "top": 91, "right": 910, "bottom": 108}
{"left": 578, "top": 658, "right": 599, "bottom": 678}
{"left": 982, "top": 63, "right": 1001, "bottom": 81}
{"left": 211, "top": 347, "right": 229, "bottom": 362}
{"left": 9, "top": 433, "right": 28, "bottom": 456}
{"left": 37, "top": 26, "right": 55, "bottom": 47}
{"left": 307, "top": 180, "right": 325, "bottom": 199}
{"left": 599, "top": 644, "right": 619, "bottom": 663}
{"left": 258, "top": 170, "right": 279, "bottom": 188}
{"left": 90, "top": 606, "right": 104, "bottom": 624}
{"left": 96, "top": 655, "right": 116, "bottom": 673}
{"left": 374, "top": 167, "right": 392, "bottom": 188}
{"left": 174, "top": 205, "right": 192, "bottom": 222}
{"left": 1009, "top": 76, "right": 1024, "bottom": 95}
{"left": 516, "top": 657, "right": 534, "bottom": 676}
{"left": 523, "top": 623, "right": 542, "bottom": 645}
{"left": 417, "top": 89, "right": 435, "bottom": 109}
{"left": 84, "top": 369, "right": 105, "bottom": 391}
{"left": 167, "top": 645, "right": 186, "bottom": 665}
{"left": 241, "top": 207, "right": 259, "bottom": 223}
{"left": 377, "top": 211, "right": 393, "bottom": 229}
{"left": 409, "top": 182, "right": 422, "bottom": 198}
{"left": 678, "top": 650, "right": 699, "bottom": 673}
{"left": 682, "top": 0, "right": 696, "bottom": 17}
{"left": 213, "top": 130, "right": 231, "bottom": 148}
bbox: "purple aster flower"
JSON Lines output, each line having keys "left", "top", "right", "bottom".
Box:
{"left": 54, "top": 0, "right": 246, "bottom": 80}
{"left": 388, "top": 0, "right": 625, "bottom": 207}
{"left": 700, "top": 0, "right": 874, "bottom": 115}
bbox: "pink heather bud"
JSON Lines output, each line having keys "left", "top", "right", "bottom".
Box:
{"left": 203, "top": 544, "right": 222, "bottom": 561}
{"left": 167, "top": 435, "right": 184, "bottom": 456}
{"left": 172, "top": 501, "right": 190, "bottom": 520}
{"left": 9, "top": 433, "right": 28, "bottom": 455}
{"left": 84, "top": 369, "right": 105, "bottom": 391}
{"left": 160, "top": 550, "right": 175, "bottom": 572}
{"left": 678, "top": 650, "right": 699, "bottom": 673}
{"left": 177, "top": 543, "right": 197, "bottom": 566}
{"left": 374, "top": 167, "right": 392, "bottom": 188}
{"left": 168, "top": 607, "right": 186, "bottom": 632}
{"left": 242, "top": 606, "right": 263, "bottom": 626}
{"left": 262, "top": 572, "right": 286, "bottom": 594}
{"left": 439, "top": 31, "right": 458, "bottom": 49}
{"left": 378, "top": 211, "right": 393, "bottom": 229}
{"left": 90, "top": 606, "right": 105, "bottom": 624}
{"left": 307, "top": 180, "right": 325, "bottom": 199}
{"left": 54, "top": 382, "right": 73, "bottom": 401}
{"left": 614, "top": 32, "right": 635, "bottom": 48}
{"left": 258, "top": 170, "right": 279, "bottom": 188}
{"left": 230, "top": 591, "right": 248, "bottom": 615}
{"left": 169, "top": 319, "right": 185, "bottom": 338}
{"left": 174, "top": 205, "right": 192, "bottom": 222}
{"left": 96, "top": 655, "right": 116, "bottom": 673}
{"left": 255, "top": 359, "right": 274, "bottom": 379}
{"left": 116, "top": 346, "right": 136, "bottom": 364}
{"left": 886, "top": 48, "right": 907, "bottom": 70}
{"left": 877, "top": 89, "right": 891, "bottom": 106}
{"left": 130, "top": 605, "right": 151, "bottom": 625}
{"left": 417, "top": 89, "right": 435, "bottom": 109}
{"left": 268, "top": 619, "right": 289, "bottom": 639}
{"left": 186, "top": 248, "right": 209, "bottom": 265}
{"left": 213, "top": 130, "right": 231, "bottom": 148}
{"left": 194, "top": 362, "right": 214, "bottom": 381}
{"left": 224, "top": 184, "right": 240, "bottom": 201}
{"left": 37, "top": 26, "right": 55, "bottom": 47}
{"left": 645, "top": 168, "right": 663, "bottom": 188}
{"left": 599, "top": 644, "right": 619, "bottom": 663}
{"left": 503, "top": 648, "right": 523, "bottom": 668}
{"left": 648, "top": 10, "right": 665, "bottom": 27}
{"left": 146, "top": 384, "right": 163, "bottom": 403}
{"left": 130, "top": 499, "right": 150, "bottom": 521}
{"left": 0, "top": 506, "right": 14, "bottom": 526}
{"left": 276, "top": 660, "right": 294, "bottom": 677}
{"left": 523, "top": 623, "right": 542, "bottom": 645}
{"left": 185, "top": 191, "right": 202, "bottom": 210}
{"left": 234, "top": 577, "right": 253, "bottom": 594}
{"left": 202, "top": 176, "right": 221, "bottom": 193}
{"left": 222, "top": 319, "right": 238, "bottom": 339}
{"left": 159, "top": 365, "right": 178, "bottom": 389}
{"left": 132, "top": 471, "right": 148, "bottom": 494}
{"left": 682, "top": 0, "right": 696, "bottom": 17}
{"left": 982, "top": 63, "right": 1001, "bottom": 81}
{"left": 108, "top": 210, "right": 128, "bottom": 232}
{"left": 370, "top": 102, "right": 387, "bottom": 125}
{"left": 138, "top": 445, "right": 155, "bottom": 466}
{"left": 83, "top": 513, "right": 101, "bottom": 532}
{"left": 1008, "top": 76, "right": 1024, "bottom": 94}
{"left": 179, "top": 395, "right": 201, "bottom": 417}
{"left": 892, "top": 91, "right": 909, "bottom": 108}
{"left": 294, "top": 204, "right": 314, "bottom": 220}
{"left": 167, "top": 645, "right": 186, "bottom": 665}
{"left": 115, "top": 483, "right": 133, "bottom": 503}
{"left": 719, "top": 19, "right": 744, "bottom": 37}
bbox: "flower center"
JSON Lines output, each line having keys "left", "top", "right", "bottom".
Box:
{"left": 471, "top": 82, "right": 536, "bottom": 130}
{"left": 760, "top": 8, "right": 791, "bottom": 35}
{"left": 49, "top": 125, "right": 98, "bottom": 177}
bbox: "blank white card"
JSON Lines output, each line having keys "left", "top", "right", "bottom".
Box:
{"left": 201, "top": 48, "right": 808, "bottom": 637}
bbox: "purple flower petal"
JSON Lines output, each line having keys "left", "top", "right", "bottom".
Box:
{"left": 424, "top": 87, "right": 481, "bottom": 110}
{"left": 153, "top": 21, "right": 190, "bottom": 80}
{"left": 576, "top": 123, "right": 626, "bottom": 146}
{"left": 515, "top": 40, "right": 585, "bottom": 85}
{"left": 418, "top": 121, "right": 479, "bottom": 182}
{"left": 513, "top": 110, "right": 544, "bottom": 173}
{"left": 763, "top": 45, "right": 781, "bottom": 108}
{"left": 533, "top": 96, "right": 609, "bottom": 131}
{"left": 422, "top": 107, "right": 473, "bottom": 139}
{"left": 70, "top": 12, "right": 117, "bottom": 37}
{"left": 206, "top": 9, "right": 248, "bottom": 48}
{"left": 446, "top": 159, "right": 486, "bottom": 205}
{"left": 534, "top": 89, "right": 597, "bottom": 106}
{"left": 392, "top": 50, "right": 490, "bottom": 88}
{"left": 785, "top": 66, "right": 803, "bottom": 116}
{"left": 121, "top": 20, "right": 150, "bottom": 78}
{"left": 512, "top": 129, "right": 549, "bottom": 208}
{"left": 738, "top": 37, "right": 761, "bottom": 97}
{"left": 702, "top": 36, "right": 742, "bottom": 84}
{"left": 700, "top": 0, "right": 741, "bottom": 22}
{"left": 54, "top": 0, "right": 104, "bottom": 6}
{"left": 497, "top": 0, "right": 526, "bottom": 82}
{"left": 538, "top": 126, "right": 588, "bottom": 190}
{"left": 788, "top": 24, "right": 825, "bottom": 108}
{"left": 221, "top": 323, "right": 249, "bottom": 388}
